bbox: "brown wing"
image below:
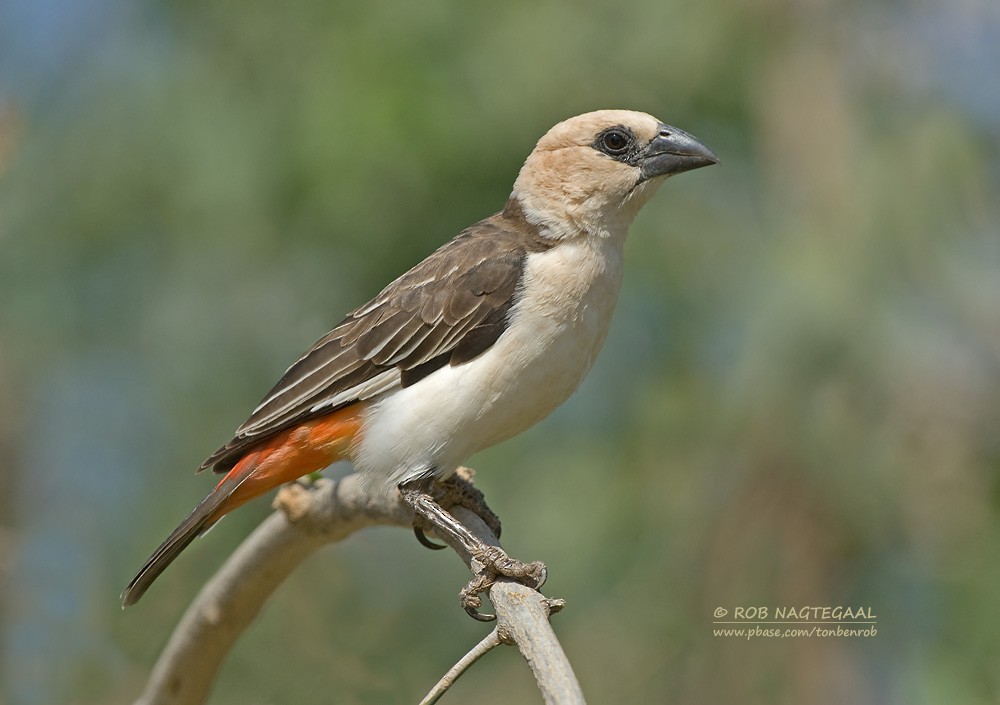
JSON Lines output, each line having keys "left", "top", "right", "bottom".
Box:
{"left": 200, "top": 201, "right": 552, "bottom": 472}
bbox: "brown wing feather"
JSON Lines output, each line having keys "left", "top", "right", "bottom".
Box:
{"left": 200, "top": 199, "right": 553, "bottom": 472}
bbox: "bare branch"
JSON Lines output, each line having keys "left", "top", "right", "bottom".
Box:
{"left": 133, "top": 475, "right": 411, "bottom": 705}
{"left": 418, "top": 628, "right": 503, "bottom": 705}
{"left": 133, "top": 472, "right": 585, "bottom": 705}
{"left": 443, "top": 507, "right": 586, "bottom": 705}
{"left": 491, "top": 583, "right": 580, "bottom": 704}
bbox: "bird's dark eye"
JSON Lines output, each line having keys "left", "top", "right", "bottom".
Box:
{"left": 594, "top": 127, "right": 634, "bottom": 157}
{"left": 601, "top": 129, "right": 631, "bottom": 154}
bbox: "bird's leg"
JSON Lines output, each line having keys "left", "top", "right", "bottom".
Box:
{"left": 409, "top": 469, "right": 503, "bottom": 550}
{"left": 399, "top": 474, "right": 547, "bottom": 622}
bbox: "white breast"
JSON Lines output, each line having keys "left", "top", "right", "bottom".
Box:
{"left": 352, "top": 235, "right": 625, "bottom": 487}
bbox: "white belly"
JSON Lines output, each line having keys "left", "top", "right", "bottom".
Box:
{"left": 352, "top": 236, "right": 624, "bottom": 486}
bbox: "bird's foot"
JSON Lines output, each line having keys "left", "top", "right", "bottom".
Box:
{"left": 460, "top": 546, "right": 547, "bottom": 622}
{"left": 398, "top": 474, "right": 545, "bottom": 621}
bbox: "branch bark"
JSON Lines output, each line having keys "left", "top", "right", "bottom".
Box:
{"left": 132, "top": 471, "right": 585, "bottom": 705}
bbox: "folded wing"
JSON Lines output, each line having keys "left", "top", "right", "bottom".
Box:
{"left": 201, "top": 205, "right": 552, "bottom": 472}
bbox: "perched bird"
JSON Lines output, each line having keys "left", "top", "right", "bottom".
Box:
{"left": 123, "top": 110, "right": 716, "bottom": 610}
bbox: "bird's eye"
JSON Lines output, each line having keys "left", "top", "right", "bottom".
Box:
{"left": 601, "top": 129, "right": 631, "bottom": 154}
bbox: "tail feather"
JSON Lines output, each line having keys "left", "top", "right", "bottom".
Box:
{"left": 121, "top": 488, "right": 230, "bottom": 607}
{"left": 121, "top": 405, "right": 363, "bottom": 607}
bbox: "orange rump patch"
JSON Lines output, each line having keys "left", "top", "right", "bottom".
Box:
{"left": 207, "top": 404, "right": 366, "bottom": 523}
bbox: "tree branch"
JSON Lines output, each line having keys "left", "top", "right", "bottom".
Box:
{"left": 437, "top": 506, "right": 583, "bottom": 705}
{"left": 418, "top": 627, "right": 503, "bottom": 705}
{"left": 133, "top": 471, "right": 584, "bottom": 705}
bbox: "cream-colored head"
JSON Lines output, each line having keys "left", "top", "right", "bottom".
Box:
{"left": 511, "top": 110, "right": 717, "bottom": 240}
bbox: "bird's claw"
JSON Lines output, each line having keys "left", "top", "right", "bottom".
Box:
{"left": 413, "top": 526, "right": 447, "bottom": 550}
{"left": 459, "top": 546, "right": 547, "bottom": 621}
{"left": 460, "top": 575, "right": 496, "bottom": 621}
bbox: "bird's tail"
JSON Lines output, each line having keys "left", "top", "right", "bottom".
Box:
{"left": 121, "top": 406, "right": 364, "bottom": 607}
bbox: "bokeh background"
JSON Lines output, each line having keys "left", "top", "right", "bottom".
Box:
{"left": 2, "top": 0, "right": 999, "bottom": 703}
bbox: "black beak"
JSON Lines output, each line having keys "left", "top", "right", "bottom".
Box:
{"left": 639, "top": 124, "right": 718, "bottom": 181}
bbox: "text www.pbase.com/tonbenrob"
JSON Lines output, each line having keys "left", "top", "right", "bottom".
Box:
{"left": 713, "top": 624, "right": 878, "bottom": 640}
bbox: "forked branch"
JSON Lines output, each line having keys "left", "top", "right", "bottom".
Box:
{"left": 132, "top": 471, "right": 584, "bottom": 705}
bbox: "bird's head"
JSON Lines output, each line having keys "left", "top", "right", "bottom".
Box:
{"left": 511, "top": 110, "right": 717, "bottom": 240}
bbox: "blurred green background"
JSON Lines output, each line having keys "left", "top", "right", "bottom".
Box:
{"left": 2, "top": 0, "right": 999, "bottom": 703}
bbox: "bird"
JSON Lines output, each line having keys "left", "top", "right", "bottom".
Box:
{"left": 122, "top": 109, "right": 717, "bottom": 611}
